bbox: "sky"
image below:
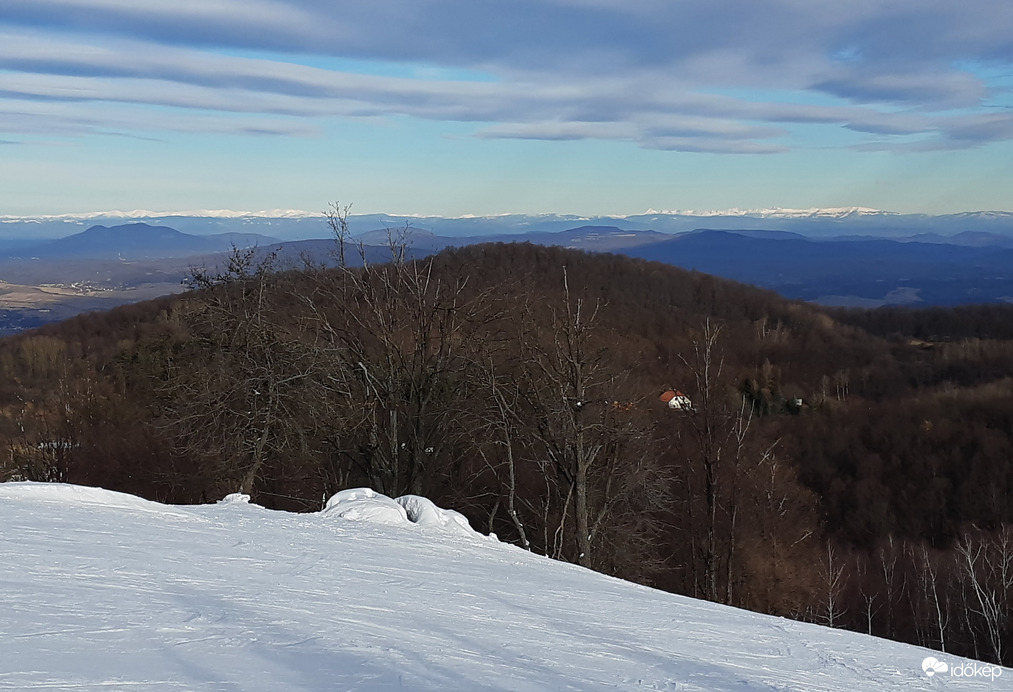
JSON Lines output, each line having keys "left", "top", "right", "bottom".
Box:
{"left": 2, "top": 1, "right": 1013, "bottom": 217}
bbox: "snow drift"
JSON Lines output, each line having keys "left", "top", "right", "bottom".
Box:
{"left": 321, "top": 488, "right": 478, "bottom": 538}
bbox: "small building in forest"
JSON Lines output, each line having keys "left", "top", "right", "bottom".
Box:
{"left": 659, "top": 389, "right": 692, "bottom": 411}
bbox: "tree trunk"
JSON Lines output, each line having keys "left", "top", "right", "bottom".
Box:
{"left": 575, "top": 462, "right": 590, "bottom": 566}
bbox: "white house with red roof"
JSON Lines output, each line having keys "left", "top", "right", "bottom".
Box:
{"left": 659, "top": 389, "right": 692, "bottom": 410}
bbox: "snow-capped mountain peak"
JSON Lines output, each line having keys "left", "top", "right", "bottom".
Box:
{"left": 643, "top": 206, "right": 886, "bottom": 218}
{"left": 0, "top": 209, "right": 319, "bottom": 222}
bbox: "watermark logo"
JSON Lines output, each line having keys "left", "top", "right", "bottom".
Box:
{"left": 922, "top": 657, "right": 948, "bottom": 676}
{"left": 921, "top": 656, "right": 1003, "bottom": 681}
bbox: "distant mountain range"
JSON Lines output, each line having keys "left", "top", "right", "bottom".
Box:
{"left": 349, "top": 224, "right": 1013, "bottom": 307}
{"left": 616, "top": 229, "right": 1013, "bottom": 307}
{"left": 4, "top": 207, "right": 1013, "bottom": 242}
{"left": 3, "top": 217, "right": 1013, "bottom": 336}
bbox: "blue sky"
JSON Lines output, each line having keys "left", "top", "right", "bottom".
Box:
{"left": 2, "top": 0, "right": 1013, "bottom": 217}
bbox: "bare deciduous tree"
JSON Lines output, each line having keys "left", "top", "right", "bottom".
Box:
{"left": 676, "top": 319, "right": 761, "bottom": 603}
{"left": 813, "top": 541, "right": 848, "bottom": 628}
{"left": 301, "top": 208, "right": 498, "bottom": 497}
{"left": 519, "top": 268, "right": 663, "bottom": 571}
{"left": 955, "top": 525, "right": 1013, "bottom": 665}
{"left": 470, "top": 355, "right": 532, "bottom": 550}
{"left": 161, "top": 248, "right": 318, "bottom": 498}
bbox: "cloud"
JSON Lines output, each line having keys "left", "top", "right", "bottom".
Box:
{"left": 3, "top": 1, "right": 1010, "bottom": 77}
{"left": 815, "top": 71, "right": 987, "bottom": 108}
{"left": 0, "top": 0, "right": 1012, "bottom": 152}
{"left": 0, "top": 97, "right": 319, "bottom": 138}
{"left": 943, "top": 113, "right": 1013, "bottom": 144}
{"left": 0, "top": 0, "right": 323, "bottom": 53}
{"left": 476, "top": 121, "right": 634, "bottom": 143}
{"left": 646, "top": 138, "right": 788, "bottom": 155}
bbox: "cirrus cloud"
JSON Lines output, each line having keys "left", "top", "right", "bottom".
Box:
{"left": 0, "top": 0, "right": 1011, "bottom": 154}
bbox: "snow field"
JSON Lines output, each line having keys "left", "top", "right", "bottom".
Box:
{"left": 0, "top": 482, "right": 1006, "bottom": 691}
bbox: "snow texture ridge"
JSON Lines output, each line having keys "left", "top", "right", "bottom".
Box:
{"left": 0, "top": 481, "right": 1006, "bottom": 691}
{"left": 0, "top": 481, "right": 192, "bottom": 518}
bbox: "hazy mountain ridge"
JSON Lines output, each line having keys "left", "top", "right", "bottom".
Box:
{"left": 339, "top": 224, "right": 1013, "bottom": 307}
{"left": 13, "top": 223, "right": 280, "bottom": 260}
{"left": 4, "top": 208, "right": 1013, "bottom": 241}
{"left": 0, "top": 224, "right": 414, "bottom": 335}
{"left": 3, "top": 216, "right": 1013, "bottom": 335}
{"left": 617, "top": 230, "right": 1013, "bottom": 306}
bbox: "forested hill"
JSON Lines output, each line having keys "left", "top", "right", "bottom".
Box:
{"left": 2, "top": 241, "right": 1012, "bottom": 666}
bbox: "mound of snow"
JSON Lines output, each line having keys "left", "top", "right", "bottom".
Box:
{"left": 0, "top": 482, "right": 189, "bottom": 518}
{"left": 322, "top": 487, "right": 410, "bottom": 525}
{"left": 321, "top": 488, "right": 483, "bottom": 538}
{"left": 395, "top": 494, "right": 477, "bottom": 536}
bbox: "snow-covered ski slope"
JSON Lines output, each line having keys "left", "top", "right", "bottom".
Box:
{"left": 0, "top": 483, "right": 1005, "bottom": 691}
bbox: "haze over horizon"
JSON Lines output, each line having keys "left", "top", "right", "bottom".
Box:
{"left": 0, "top": 204, "right": 915, "bottom": 221}
{"left": 2, "top": 1, "right": 1013, "bottom": 218}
